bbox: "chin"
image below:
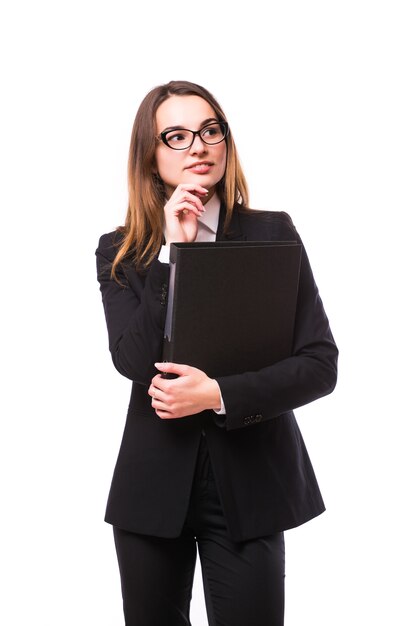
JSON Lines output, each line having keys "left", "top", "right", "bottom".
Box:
{"left": 187, "top": 173, "right": 221, "bottom": 189}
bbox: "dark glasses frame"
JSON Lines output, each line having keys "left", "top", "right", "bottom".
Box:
{"left": 157, "top": 121, "right": 229, "bottom": 150}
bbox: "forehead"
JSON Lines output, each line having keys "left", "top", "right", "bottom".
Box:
{"left": 155, "top": 95, "right": 216, "bottom": 130}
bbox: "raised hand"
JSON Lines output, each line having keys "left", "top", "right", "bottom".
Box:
{"left": 163, "top": 184, "right": 208, "bottom": 245}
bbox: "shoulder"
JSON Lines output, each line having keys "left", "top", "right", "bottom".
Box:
{"left": 96, "top": 229, "right": 124, "bottom": 261}
{"left": 238, "top": 207, "right": 295, "bottom": 227}
{"left": 235, "top": 206, "right": 299, "bottom": 241}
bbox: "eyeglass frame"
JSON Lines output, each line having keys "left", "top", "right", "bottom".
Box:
{"left": 157, "top": 121, "right": 229, "bottom": 151}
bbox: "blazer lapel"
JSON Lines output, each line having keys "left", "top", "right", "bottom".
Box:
{"left": 216, "top": 204, "right": 247, "bottom": 241}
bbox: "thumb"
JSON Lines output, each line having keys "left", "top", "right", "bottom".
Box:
{"left": 154, "top": 362, "right": 191, "bottom": 376}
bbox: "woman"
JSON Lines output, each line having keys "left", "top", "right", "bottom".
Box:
{"left": 96, "top": 80, "right": 338, "bottom": 626}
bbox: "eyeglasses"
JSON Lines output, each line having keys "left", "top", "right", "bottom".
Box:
{"left": 157, "top": 121, "right": 229, "bottom": 151}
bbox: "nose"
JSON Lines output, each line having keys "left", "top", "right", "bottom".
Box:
{"left": 190, "top": 132, "right": 208, "bottom": 155}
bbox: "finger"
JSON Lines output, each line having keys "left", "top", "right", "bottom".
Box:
{"left": 154, "top": 406, "right": 176, "bottom": 419}
{"left": 174, "top": 184, "right": 209, "bottom": 197}
{"left": 171, "top": 201, "right": 204, "bottom": 218}
{"left": 171, "top": 193, "right": 206, "bottom": 213}
{"left": 169, "top": 188, "right": 207, "bottom": 211}
{"left": 151, "top": 396, "right": 166, "bottom": 409}
{"left": 148, "top": 383, "right": 166, "bottom": 401}
{"left": 182, "top": 191, "right": 207, "bottom": 211}
{"left": 154, "top": 362, "right": 191, "bottom": 377}
{"left": 148, "top": 383, "right": 158, "bottom": 398}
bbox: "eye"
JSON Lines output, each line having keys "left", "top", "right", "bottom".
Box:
{"left": 167, "top": 132, "right": 187, "bottom": 143}
{"left": 201, "top": 124, "right": 221, "bottom": 138}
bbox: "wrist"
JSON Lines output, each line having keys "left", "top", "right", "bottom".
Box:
{"left": 208, "top": 378, "right": 222, "bottom": 411}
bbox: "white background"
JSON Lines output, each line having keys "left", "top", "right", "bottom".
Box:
{"left": 1, "top": 0, "right": 416, "bottom": 624}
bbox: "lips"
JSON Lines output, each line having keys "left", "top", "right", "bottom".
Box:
{"left": 186, "top": 161, "right": 214, "bottom": 174}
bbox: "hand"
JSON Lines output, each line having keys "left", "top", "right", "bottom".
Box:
{"left": 164, "top": 184, "right": 208, "bottom": 245}
{"left": 148, "top": 362, "right": 221, "bottom": 419}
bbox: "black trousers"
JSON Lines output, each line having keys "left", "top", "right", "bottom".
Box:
{"left": 113, "top": 435, "right": 285, "bottom": 626}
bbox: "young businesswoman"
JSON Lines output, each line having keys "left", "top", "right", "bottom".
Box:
{"left": 96, "top": 80, "right": 338, "bottom": 626}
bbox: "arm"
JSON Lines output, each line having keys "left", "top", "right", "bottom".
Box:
{"left": 215, "top": 238, "right": 338, "bottom": 430}
{"left": 96, "top": 232, "right": 170, "bottom": 384}
{"left": 95, "top": 184, "right": 208, "bottom": 386}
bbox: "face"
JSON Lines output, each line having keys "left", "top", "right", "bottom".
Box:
{"left": 154, "top": 95, "right": 227, "bottom": 200}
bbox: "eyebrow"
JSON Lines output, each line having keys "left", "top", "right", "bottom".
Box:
{"left": 160, "top": 117, "right": 219, "bottom": 134}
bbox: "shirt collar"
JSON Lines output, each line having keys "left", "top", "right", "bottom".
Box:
{"left": 199, "top": 192, "right": 220, "bottom": 234}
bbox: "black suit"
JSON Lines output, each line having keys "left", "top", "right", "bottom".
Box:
{"left": 96, "top": 205, "right": 338, "bottom": 543}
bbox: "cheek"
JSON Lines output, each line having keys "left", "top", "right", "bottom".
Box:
{"left": 155, "top": 150, "right": 179, "bottom": 183}
{"left": 155, "top": 150, "right": 168, "bottom": 176}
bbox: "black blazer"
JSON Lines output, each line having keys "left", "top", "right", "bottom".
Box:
{"left": 96, "top": 206, "right": 338, "bottom": 542}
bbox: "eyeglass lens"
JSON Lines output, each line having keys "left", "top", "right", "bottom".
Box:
{"left": 164, "top": 123, "right": 227, "bottom": 149}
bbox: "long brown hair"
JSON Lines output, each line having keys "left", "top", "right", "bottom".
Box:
{"left": 112, "top": 80, "right": 249, "bottom": 278}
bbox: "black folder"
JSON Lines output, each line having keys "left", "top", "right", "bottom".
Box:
{"left": 162, "top": 241, "right": 302, "bottom": 378}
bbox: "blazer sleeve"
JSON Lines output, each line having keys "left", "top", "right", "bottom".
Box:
{"left": 215, "top": 227, "right": 338, "bottom": 431}
{"left": 95, "top": 232, "right": 170, "bottom": 385}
